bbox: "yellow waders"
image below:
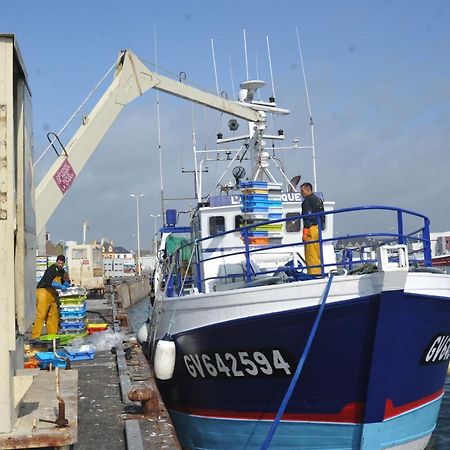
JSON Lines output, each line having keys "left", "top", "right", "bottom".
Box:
{"left": 31, "top": 287, "right": 59, "bottom": 338}
{"left": 304, "top": 224, "right": 322, "bottom": 275}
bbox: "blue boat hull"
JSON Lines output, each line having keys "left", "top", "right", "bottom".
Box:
{"left": 169, "top": 398, "right": 441, "bottom": 449}
{"left": 156, "top": 289, "right": 450, "bottom": 449}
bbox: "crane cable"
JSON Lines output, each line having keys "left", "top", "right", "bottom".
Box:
{"left": 34, "top": 54, "right": 122, "bottom": 166}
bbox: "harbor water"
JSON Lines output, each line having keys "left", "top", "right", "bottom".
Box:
{"left": 128, "top": 298, "right": 450, "bottom": 449}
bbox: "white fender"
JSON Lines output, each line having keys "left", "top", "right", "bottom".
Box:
{"left": 154, "top": 334, "right": 176, "bottom": 380}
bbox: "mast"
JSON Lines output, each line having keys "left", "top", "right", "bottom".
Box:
{"left": 296, "top": 26, "right": 317, "bottom": 191}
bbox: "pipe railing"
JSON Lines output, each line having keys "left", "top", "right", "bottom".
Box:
{"left": 163, "top": 205, "right": 432, "bottom": 296}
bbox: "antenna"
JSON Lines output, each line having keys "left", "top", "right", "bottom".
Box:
{"left": 255, "top": 53, "right": 261, "bottom": 100}
{"left": 243, "top": 29, "right": 249, "bottom": 80}
{"left": 154, "top": 24, "right": 166, "bottom": 224}
{"left": 228, "top": 54, "right": 236, "bottom": 99}
{"left": 184, "top": 107, "right": 208, "bottom": 203}
{"left": 191, "top": 103, "right": 200, "bottom": 202}
{"left": 296, "top": 26, "right": 317, "bottom": 191}
{"left": 266, "top": 35, "right": 276, "bottom": 101}
{"left": 210, "top": 37, "right": 220, "bottom": 95}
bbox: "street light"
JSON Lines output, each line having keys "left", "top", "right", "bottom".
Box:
{"left": 150, "top": 213, "right": 161, "bottom": 255}
{"left": 130, "top": 193, "right": 145, "bottom": 275}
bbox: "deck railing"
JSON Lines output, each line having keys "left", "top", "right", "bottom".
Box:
{"left": 163, "top": 205, "right": 432, "bottom": 296}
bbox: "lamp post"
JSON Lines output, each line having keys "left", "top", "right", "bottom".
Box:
{"left": 150, "top": 214, "right": 161, "bottom": 255}
{"left": 130, "top": 194, "right": 145, "bottom": 275}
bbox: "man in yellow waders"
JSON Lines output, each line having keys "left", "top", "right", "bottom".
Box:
{"left": 31, "top": 254, "right": 70, "bottom": 339}
{"left": 300, "top": 182, "right": 325, "bottom": 275}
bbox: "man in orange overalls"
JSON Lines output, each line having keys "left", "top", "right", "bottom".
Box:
{"left": 300, "top": 183, "right": 325, "bottom": 275}
{"left": 31, "top": 255, "right": 70, "bottom": 338}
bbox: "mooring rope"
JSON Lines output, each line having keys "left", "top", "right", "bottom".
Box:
{"left": 167, "top": 242, "right": 196, "bottom": 335}
{"left": 261, "top": 273, "right": 335, "bottom": 449}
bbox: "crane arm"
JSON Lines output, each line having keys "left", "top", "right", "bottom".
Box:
{"left": 35, "top": 50, "right": 260, "bottom": 234}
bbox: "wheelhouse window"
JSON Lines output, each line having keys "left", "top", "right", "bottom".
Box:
{"left": 209, "top": 216, "right": 225, "bottom": 236}
{"left": 285, "top": 212, "right": 301, "bottom": 233}
{"left": 234, "top": 215, "right": 244, "bottom": 229}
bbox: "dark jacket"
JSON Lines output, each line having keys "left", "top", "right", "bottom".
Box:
{"left": 302, "top": 193, "right": 325, "bottom": 229}
{"left": 37, "top": 264, "right": 65, "bottom": 289}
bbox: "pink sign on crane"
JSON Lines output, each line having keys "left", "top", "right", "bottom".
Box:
{"left": 53, "top": 159, "right": 76, "bottom": 194}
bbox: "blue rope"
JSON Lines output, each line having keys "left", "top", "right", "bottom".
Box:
{"left": 260, "top": 273, "right": 335, "bottom": 450}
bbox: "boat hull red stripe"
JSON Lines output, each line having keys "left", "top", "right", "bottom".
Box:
{"left": 174, "top": 388, "right": 445, "bottom": 424}
{"left": 175, "top": 401, "right": 364, "bottom": 423}
{"left": 384, "top": 387, "right": 444, "bottom": 420}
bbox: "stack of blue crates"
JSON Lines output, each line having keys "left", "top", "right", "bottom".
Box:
{"left": 266, "top": 182, "right": 283, "bottom": 244}
{"left": 59, "top": 287, "right": 87, "bottom": 334}
{"left": 240, "top": 181, "right": 283, "bottom": 245}
{"left": 240, "top": 181, "right": 269, "bottom": 244}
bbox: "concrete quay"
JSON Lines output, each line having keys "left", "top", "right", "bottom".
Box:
{"left": 0, "top": 279, "right": 180, "bottom": 450}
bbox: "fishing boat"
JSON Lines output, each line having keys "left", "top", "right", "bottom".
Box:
{"left": 147, "top": 72, "right": 450, "bottom": 449}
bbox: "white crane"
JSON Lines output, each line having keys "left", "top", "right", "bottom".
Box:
{"left": 35, "top": 50, "right": 262, "bottom": 234}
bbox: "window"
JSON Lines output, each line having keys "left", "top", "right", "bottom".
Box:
{"left": 93, "top": 251, "right": 103, "bottom": 266}
{"left": 285, "top": 212, "right": 301, "bottom": 233}
{"left": 72, "top": 248, "right": 87, "bottom": 259}
{"left": 234, "top": 215, "right": 244, "bottom": 229}
{"left": 209, "top": 216, "right": 225, "bottom": 236}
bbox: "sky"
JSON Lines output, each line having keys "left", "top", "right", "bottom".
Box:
{"left": 2, "top": 0, "right": 449, "bottom": 251}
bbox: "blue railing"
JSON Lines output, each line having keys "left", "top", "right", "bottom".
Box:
{"left": 162, "top": 205, "right": 432, "bottom": 296}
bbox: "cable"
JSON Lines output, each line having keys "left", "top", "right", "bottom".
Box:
{"left": 34, "top": 54, "right": 122, "bottom": 166}
{"left": 167, "top": 243, "right": 196, "bottom": 335}
{"left": 260, "top": 273, "right": 334, "bottom": 449}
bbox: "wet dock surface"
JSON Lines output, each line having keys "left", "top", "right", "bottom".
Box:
{"left": 75, "top": 351, "right": 125, "bottom": 449}
{"left": 6, "top": 285, "right": 180, "bottom": 450}
{"left": 74, "top": 290, "right": 180, "bottom": 450}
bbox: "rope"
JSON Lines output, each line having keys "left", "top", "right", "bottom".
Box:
{"left": 148, "top": 256, "right": 176, "bottom": 342}
{"left": 167, "top": 243, "right": 196, "bottom": 334}
{"left": 260, "top": 273, "right": 335, "bottom": 450}
{"left": 34, "top": 54, "right": 122, "bottom": 166}
{"left": 147, "top": 260, "right": 170, "bottom": 349}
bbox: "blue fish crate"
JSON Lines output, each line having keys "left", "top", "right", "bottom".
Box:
{"left": 240, "top": 181, "right": 268, "bottom": 189}
{"left": 60, "top": 302, "right": 86, "bottom": 312}
{"left": 60, "top": 309, "right": 87, "bottom": 319}
{"left": 59, "top": 329, "right": 87, "bottom": 335}
{"left": 241, "top": 211, "right": 267, "bottom": 221}
{"left": 268, "top": 213, "right": 283, "bottom": 220}
{"left": 60, "top": 313, "right": 86, "bottom": 320}
{"left": 60, "top": 320, "right": 86, "bottom": 331}
{"left": 241, "top": 206, "right": 269, "bottom": 213}
{"left": 240, "top": 193, "right": 269, "bottom": 201}
{"left": 242, "top": 199, "right": 270, "bottom": 207}
{"left": 246, "top": 230, "right": 269, "bottom": 237}
{"left": 64, "top": 344, "right": 96, "bottom": 361}
{"left": 35, "top": 351, "right": 69, "bottom": 369}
